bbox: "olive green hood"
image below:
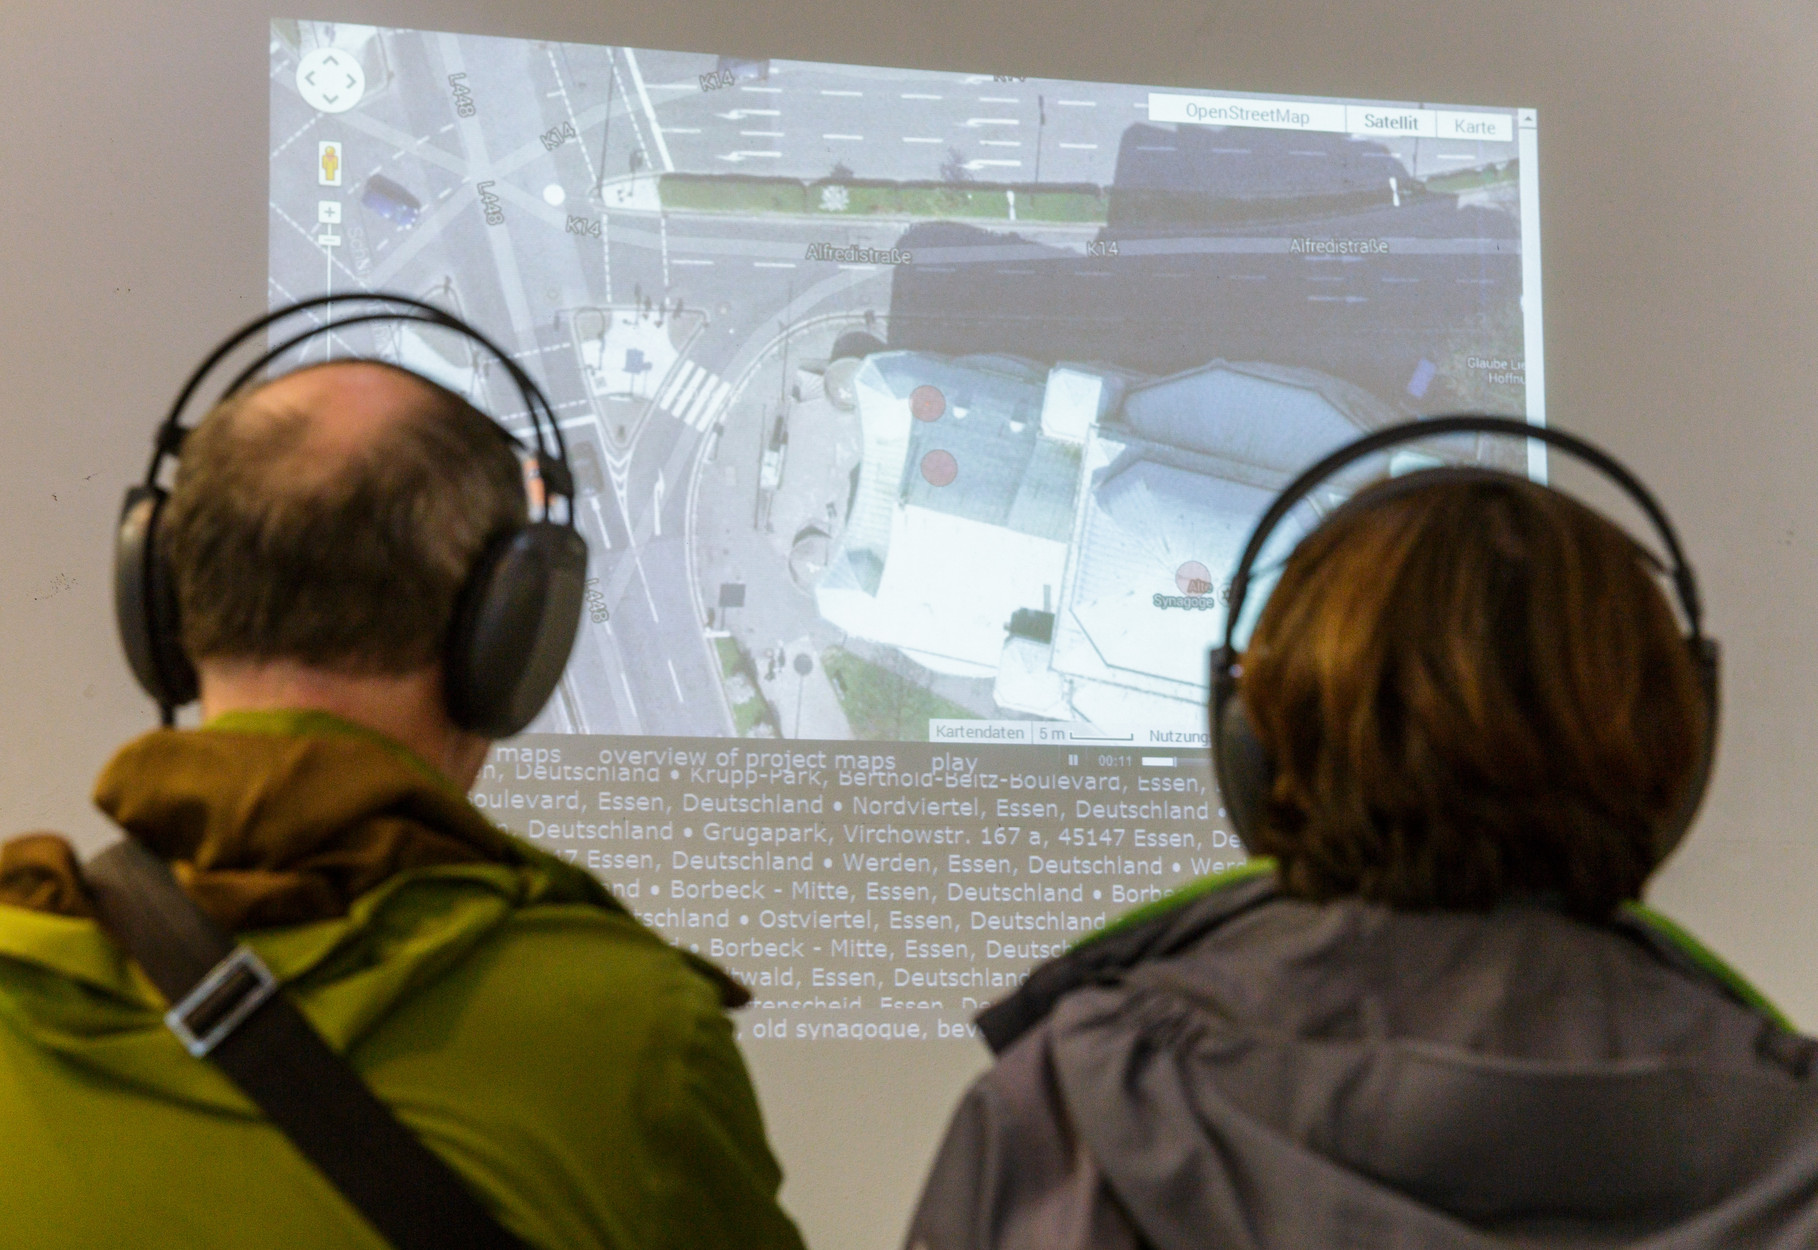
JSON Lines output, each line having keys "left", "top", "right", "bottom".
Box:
{"left": 0, "top": 713, "right": 798, "bottom": 1250}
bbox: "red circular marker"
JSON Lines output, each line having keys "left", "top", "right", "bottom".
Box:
{"left": 921, "top": 449, "right": 959, "bottom": 487}
{"left": 910, "top": 384, "right": 947, "bottom": 422}
{"left": 1176, "top": 561, "right": 1213, "bottom": 595}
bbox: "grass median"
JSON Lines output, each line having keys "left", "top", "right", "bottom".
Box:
{"left": 660, "top": 175, "right": 1106, "bottom": 224}
{"left": 822, "top": 648, "right": 978, "bottom": 741}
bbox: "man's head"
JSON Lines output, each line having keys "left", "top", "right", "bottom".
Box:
{"left": 159, "top": 361, "right": 528, "bottom": 777}
{"left": 1236, "top": 472, "right": 1708, "bottom": 919}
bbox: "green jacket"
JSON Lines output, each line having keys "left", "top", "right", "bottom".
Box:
{"left": 0, "top": 712, "right": 806, "bottom": 1250}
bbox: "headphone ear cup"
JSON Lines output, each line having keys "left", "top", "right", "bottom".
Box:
{"left": 1209, "top": 646, "right": 1270, "bottom": 854}
{"left": 444, "top": 523, "right": 588, "bottom": 738}
{"left": 1653, "top": 636, "right": 1721, "bottom": 863}
{"left": 114, "top": 486, "right": 198, "bottom": 709}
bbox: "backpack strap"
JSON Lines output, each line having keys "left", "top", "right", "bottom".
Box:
{"left": 974, "top": 866, "right": 1279, "bottom": 1054}
{"left": 85, "top": 838, "right": 528, "bottom": 1250}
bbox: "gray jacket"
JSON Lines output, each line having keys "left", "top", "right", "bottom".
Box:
{"left": 907, "top": 873, "right": 1818, "bottom": 1249}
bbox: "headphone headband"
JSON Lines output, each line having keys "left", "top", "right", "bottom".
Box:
{"left": 151, "top": 292, "right": 575, "bottom": 511}
{"left": 117, "top": 293, "right": 589, "bottom": 736}
{"left": 1219, "top": 415, "right": 1704, "bottom": 655}
{"left": 1208, "top": 413, "right": 1719, "bottom": 867}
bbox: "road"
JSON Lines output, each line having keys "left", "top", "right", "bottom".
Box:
{"left": 629, "top": 51, "right": 1514, "bottom": 189}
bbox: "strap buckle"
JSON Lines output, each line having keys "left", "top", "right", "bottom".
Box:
{"left": 163, "top": 945, "right": 278, "bottom": 1058}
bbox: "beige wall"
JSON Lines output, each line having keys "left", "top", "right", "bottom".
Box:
{"left": 5, "top": 3, "right": 1817, "bottom": 1245}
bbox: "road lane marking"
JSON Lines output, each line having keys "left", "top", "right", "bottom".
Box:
{"left": 621, "top": 47, "right": 673, "bottom": 172}
{"left": 603, "top": 51, "right": 655, "bottom": 174}
{"left": 821, "top": 89, "right": 863, "bottom": 97}
{"left": 1058, "top": 142, "right": 1098, "bottom": 149}
{"left": 672, "top": 258, "right": 715, "bottom": 266}
{"left": 740, "top": 129, "right": 784, "bottom": 137}
{"left": 656, "top": 360, "right": 699, "bottom": 410}
{"left": 740, "top": 85, "right": 782, "bottom": 93}
{"left": 901, "top": 92, "right": 943, "bottom": 100}
{"left": 687, "top": 378, "right": 734, "bottom": 431}
{"left": 980, "top": 139, "right": 1021, "bottom": 147}
{"left": 588, "top": 493, "right": 613, "bottom": 550}
{"left": 544, "top": 47, "right": 599, "bottom": 187}
{"left": 620, "top": 672, "right": 641, "bottom": 724}
{"left": 823, "top": 133, "right": 864, "bottom": 140}
{"left": 269, "top": 114, "right": 319, "bottom": 161}
{"left": 1056, "top": 99, "right": 1096, "bottom": 107}
{"left": 753, "top": 260, "right": 798, "bottom": 268}
{"left": 716, "top": 151, "right": 783, "bottom": 161}
{"left": 978, "top": 96, "right": 1018, "bottom": 103}
{"left": 963, "top": 117, "right": 1020, "bottom": 127}
{"left": 667, "top": 127, "right": 702, "bottom": 134}
{"left": 633, "top": 551, "right": 662, "bottom": 622}
{"left": 667, "top": 658, "right": 686, "bottom": 701}
{"left": 670, "top": 365, "right": 711, "bottom": 417}
{"left": 903, "top": 137, "right": 942, "bottom": 143}
{"left": 676, "top": 374, "right": 730, "bottom": 431}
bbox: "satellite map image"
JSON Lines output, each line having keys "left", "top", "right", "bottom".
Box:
{"left": 271, "top": 20, "right": 1540, "bottom": 748}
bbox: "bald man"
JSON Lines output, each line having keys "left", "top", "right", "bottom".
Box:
{"left": 0, "top": 362, "right": 807, "bottom": 1250}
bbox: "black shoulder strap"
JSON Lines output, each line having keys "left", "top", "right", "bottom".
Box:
{"left": 85, "top": 839, "right": 528, "bottom": 1250}
{"left": 975, "top": 873, "right": 1278, "bottom": 1054}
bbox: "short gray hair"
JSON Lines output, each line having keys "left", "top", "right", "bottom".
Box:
{"left": 161, "top": 363, "right": 529, "bottom": 674}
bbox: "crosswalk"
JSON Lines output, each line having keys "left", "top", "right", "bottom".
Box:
{"left": 652, "top": 359, "right": 733, "bottom": 433}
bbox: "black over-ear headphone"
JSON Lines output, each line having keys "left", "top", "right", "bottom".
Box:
{"left": 115, "top": 292, "right": 588, "bottom": 739}
{"left": 1209, "top": 415, "right": 1720, "bottom": 864}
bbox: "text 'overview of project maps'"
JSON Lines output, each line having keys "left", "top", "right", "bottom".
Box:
{"left": 474, "top": 738, "right": 1241, "bottom": 1040}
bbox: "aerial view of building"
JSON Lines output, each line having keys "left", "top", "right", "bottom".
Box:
{"left": 817, "top": 350, "right": 1400, "bottom": 735}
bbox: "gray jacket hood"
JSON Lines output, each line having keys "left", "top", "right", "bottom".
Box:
{"left": 907, "top": 875, "right": 1818, "bottom": 1249}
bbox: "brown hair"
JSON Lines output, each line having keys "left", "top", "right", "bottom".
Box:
{"left": 161, "top": 362, "right": 528, "bottom": 675}
{"left": 1238, "top": 472, "right": 1707, "bottom": 919}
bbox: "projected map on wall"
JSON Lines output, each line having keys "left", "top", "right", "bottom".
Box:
{"left": 272, "top": 21, "right": 1538, "bottom": 746}
{"left": 272, "top": 21, "right": 1541, "bottom": 1040}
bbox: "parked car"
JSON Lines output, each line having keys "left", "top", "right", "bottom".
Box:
{"left": 361, "top": 174, "right": 421, "bottom": 227}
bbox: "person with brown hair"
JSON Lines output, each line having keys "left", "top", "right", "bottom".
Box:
{"left": 1239, "top": 472, "right": 1707, "bottom": 920}
{"left": 0, "top": 359, "right": 807, "bottom": 1250}
{"left": 906, "top": 462, "right": 1818, "bottom": 1249}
